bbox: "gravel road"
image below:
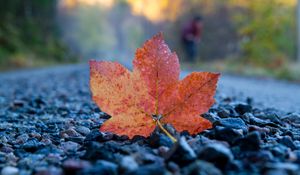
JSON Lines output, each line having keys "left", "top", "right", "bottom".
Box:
{"left": 2, "top": 64, "right": 298, "bottom": 113}
{"left": 183, "top": 70, "right": 300, "bottom": 113}
{"left": 1, "top": 64, "right": 300, "bottom": 175}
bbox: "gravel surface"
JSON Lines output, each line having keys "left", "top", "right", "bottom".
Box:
{"left": 182, "top": 71, "right": 300, "bottom": 113}
{"left": 0, "top": 64, "right": 300, "bottom": 175}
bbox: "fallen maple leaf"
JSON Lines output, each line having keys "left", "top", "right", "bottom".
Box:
{"left": 90, "top": 33, "right": 220, "bottom": 139}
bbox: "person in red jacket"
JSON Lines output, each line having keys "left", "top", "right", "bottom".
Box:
{"left": 181, "top": 16, "right": 203, "bottom": 62}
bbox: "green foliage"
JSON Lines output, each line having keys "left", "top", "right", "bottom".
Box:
{"left": 231, "top": 0, "right": 296, "bottom": 67}
{"left": 0, "top": 0, "right": 77, "bottom": 70}
{"left": 62, "top": 5, "right": 116, "bottom": 58}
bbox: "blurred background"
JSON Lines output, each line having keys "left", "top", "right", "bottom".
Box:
{"left": 0, "top": 0, "right": 299, "bottom": 81}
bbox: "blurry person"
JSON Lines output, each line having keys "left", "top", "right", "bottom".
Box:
{"left": 181, "top": 16, "right": 203, "bottom": 62}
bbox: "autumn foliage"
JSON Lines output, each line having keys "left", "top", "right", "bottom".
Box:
{"left": 90, "top": 33, "right": 220, "bottom": 139}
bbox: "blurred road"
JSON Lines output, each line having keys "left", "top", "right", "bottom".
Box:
{"left": 1, "top": 64, "right": 299, "bottom": 113}
{"left": 219, "top": 75, "right": 300, "bottom": 113}
{"left": 184, "top": 71, "right": 300, "bottom": 113}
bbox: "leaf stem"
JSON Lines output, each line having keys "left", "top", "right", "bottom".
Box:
{"left": 156, "top": 119, "right": 177, "bottom": 143}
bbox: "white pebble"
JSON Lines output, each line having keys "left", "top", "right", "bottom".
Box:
{"left": 1, "top": 166, "right": 19, "bottom": 175}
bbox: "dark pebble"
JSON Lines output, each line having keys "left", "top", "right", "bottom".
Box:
{"left": 281, "top": 113, "right": 300, "bottom": 124}
{"left": 278, "top": 136, "right": 297, "bottom": 150}
{"left": 82, "top": 141, "right": 117, "bottom": 161}
{"left": 213, "top": 118, "right": 248, "bottom": 133}
{"left": 60, "top": 141, "right": 80, "bottom": 154}
{"left": 217, "top": 109, "right": 231, "bottom": 118}
{"left": 235, "top": 104, "right": 252, "bottom": 115}
{"left": 181, "top": 160, "right": 222, "bottom": 175}
{"left": 249, "top": 114, "right": 277, "bottom": 127}
{"left": 75, "top": 126, "right": 91, "bottom": 136}
{"left": 167, "top": 161, "right": 180, "bottom": 174}
{"left": 197, "top": 143, "right": 233, "bottom": 169}
{"left": 65, "top": 136, "right": 85, "bottom": 144}
{"left": 79, "top": 160, "right": 118, "bottom": 175}
{"left": 238, "top": 131, "right": 261, "bottom": 151}
{"left": 125, "top": 163, "right": 166, "bottom": 175}
{"left": 262, "top": 162, "right": 299, "bottom": 175}
{"left": 214, "top": 126, "right": 244, "bottom": 145}
{"left": 241, "top": 150, "right": 274, "bottom": 163}
{"left": 85, "top": 130, "right": 113, "bottom": 142}
{"left": 63, "top": 159, "right": 91, "bottom": 175}
{"left": 35, "top": 166, "right": 63, "bottom": 175}
{"left": 21, "top": 138, "right": 44, "bottom": 152}
{"left": 148, "top": 131, "right": 173, "bottom": 148}
{"left": 164, "top": 137, "right": 196, "bottom": 166}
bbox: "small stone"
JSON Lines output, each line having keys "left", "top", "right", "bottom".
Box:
{"left": 63, "top": 159, "right": 91, "bottom": 174}
{"left": 60, "top": 141, "right": 80, "bottom": 154}
{"left": 270, "top": 145, "right": 290, "bottom": 160}
{"left": 242, "top": 150, "right": 274, "bottom": 163}
{"left": 22, "top": 138, "right": 44, "bottom": 152}
{"left": 125, "top": 163, "right": 166, "bottom": 175}
{"left": 198, "top": 143, "right": 234, "bottom": 169}
{"left": 99, "top": 112, "right": 111, "bottom": 119}
{"left": 17, "top": 154, "right": 46, "bottom": 169}
{"left": 85, "top": 130, "right": 113, "bottom": 142}
{"left": 4, "top": 153, "right": 18, "bottom": 164}
{"left": 240, "top": 113, "right": 251, "bottom": 123}
{"left": 238, "top": 131, "right": 261, "bottom": 151}
{"left": 263, "top": 163, "right": 299, "bottom": 174}
{"left": 249, "top": 114, "right": 277, "bottom": 127}
{"left": 213, "top": 118, "right": 247, "bottom": 133}
{"left": 0, "top": 136, "right": 8, "bottom": 144}
{"left": 1, "top": 166, "right": 19, "bottom": 175}
{"left": 80, "top": 160, "right": 118, "bottom": 175}
{"left": 256, "top": 113, "right": 282, "bottom": 124}
{"left": 157, "top": 146, "right": 170, "bottom": 156}
{"left": 293, "top": 150, "right": 300, "bottom": 163}
{"left": 60, "top": 128, "right": 81, "bottom": 138}
{"left": 131, "top": 135, "right": 147, "bottom": 144}
{"left": 29, "top": 132, "right": 42, "bottom": 140}
{"left": 164, "top": 137, "right": 196, "bottom": 166}
{"left": 281, "top": 113, "right": 300, "bottom": 124}
{"left": 214, "top": 126, "right": 243, "bottom": 145}
{"left": 134, "top": 152, "right": 164, "bottom": 165}
{"left": 0, "top": 146, "right": 14, "bottom": 153}
{"left": 0, "top": 153, "right": 6, "bottom": 163}
{"left": 148, "top": 132, "right": 173, "bottom": 148}
{"left": 65, "top": 137, "right": 85, "bottom": 144}
{"left": 202, "top": 113, "right": 220, "bottom": 123}
{"left": 11, "top": 100, "right": 25, "bottom": 107}
{"left": 264, "top": 170, "right": 288, "bottom": 175}
{"left": 164, "top": 124, "right": 177, "bottom": 136}
{"left": 182, "top": 160, "right": 222, "bottom": 175}
{"left": 278, "top": 136, "right": 297, "bottom": 150}
{"left": 75, "top": 126, "right": 90, "bottom": 136}
{"left": 119, "top": 156, "right": 139, "bottom": 172}
{"left": 235, "top": 103, "right": 252, "bottom": 115}
{"left": 0, "top": 124, "right": 8, "bottom": 131}
{"left": 248, "top": 125, "right": 270, "bottom": 134}
{"left": 282, "top": 130, "right": 294, "bottom": 139}
{"left": 82, "top": 141, "right": 115, "bottom": 161}
{"left": 40, "top": 138, "right": 52, "bottom": 145}
{"left": 217, "top": 109, "right": 231, "bottom": 118}
{"left": 15, "top": 134, "right": 29, "bottom": 144}
{"left": 167, "top": 162, "right": 180, "bottom": 174}
{"left": 35, "top": 166, "right": 63, "bottom": 175}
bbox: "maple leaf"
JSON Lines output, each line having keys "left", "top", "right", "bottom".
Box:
{"left": 90, "top": 33, "right": 220, "bottom": 139}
